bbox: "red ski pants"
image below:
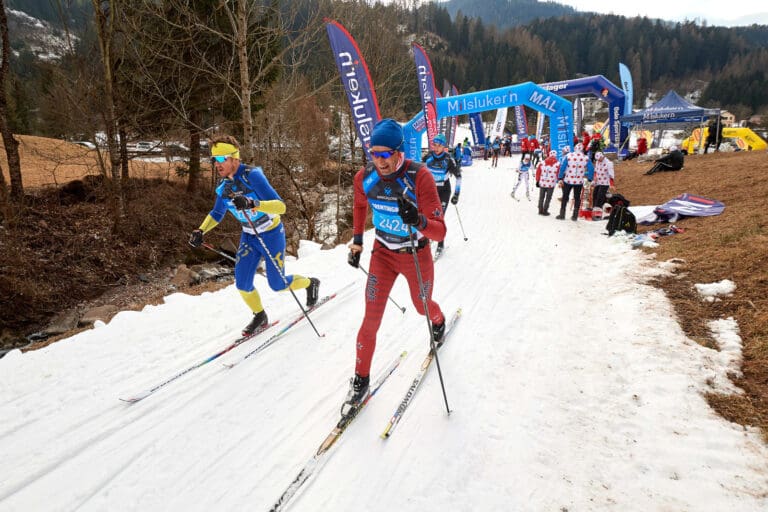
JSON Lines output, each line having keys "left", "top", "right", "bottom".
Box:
{"left": 355, "top": 241, "right": 444, "bottom": 377}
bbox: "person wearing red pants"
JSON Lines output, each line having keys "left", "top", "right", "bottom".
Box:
{"left": 344, "top": 118, "right": 447, "bottom": 414}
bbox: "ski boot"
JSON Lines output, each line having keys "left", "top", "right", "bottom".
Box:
{"left": 431, "top": 320, "right": 446, "bottom": 350}
{"left": 340, "top": 374, "right": 370, "bottom": 416}
{"left": 242, "top": 310, "right": 268, "bottom": 337}
{"left": 306, "top": 277, "right": 320, "bottom": 307}
{"left": 434, "top": 241, "right": 444, "bottom": 259}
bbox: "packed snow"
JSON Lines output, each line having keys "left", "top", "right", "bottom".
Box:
{"left": 695, "top": 279, "right": 737, "bottom": 300}
{"left": 2, "top": 155, "right": 767, "bottom": 512}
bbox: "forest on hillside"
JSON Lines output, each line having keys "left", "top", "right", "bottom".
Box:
{"left": 4, "top": 0, "right": 768, "bottom": 145}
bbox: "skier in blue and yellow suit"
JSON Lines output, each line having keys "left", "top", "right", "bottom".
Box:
{"left": 189, "top": 136, "right": 320, "bottom": 336}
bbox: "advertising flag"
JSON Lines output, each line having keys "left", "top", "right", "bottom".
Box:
{"left": 574, "top": 98, "right": 583, "bottom": 141}
{"left": 619, "top": 63, "right": 634, "bottom": 116}
{"left": 490, "top": 108, "right": 508, "bottom": 141}
{"left": 325, "top": 19, "right": 381, "bottom": 160}
{"left": 440, "top": 80, "right": 451, "bottom": 138}
{"left": 651, "top": 193, "right": 725, "bottom": 223}
{"left": 513, "top": 106, "right": 528, "bottom": 137}
{"left": 535, "top": 111, "right": 545, "bottom": 140}
{"left": 469, "top": 113, "right": 485, "bottom": 145}
{"left": 412, "top": 43, "right": 439, "bottom": 144}
{"left": 449, "top": 84, "right": 460, "bottom": 147}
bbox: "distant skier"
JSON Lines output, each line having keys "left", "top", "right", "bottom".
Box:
{"left": 511, "top": 154, "right": 533, "bottom": 201}
{"left": 345, "top": 119, "right": 447, "bottom": 415}
{"left": 423, "top": 133, "right": 462, "bottom": 256}
{"left": 491, "top": 136, "right": 501, "bottom": 167}
{"left": 529, "top": 135, "right": 541, "bottom": 166}
{"left": 188, "top": 135, "right": 320, "bottom": 336}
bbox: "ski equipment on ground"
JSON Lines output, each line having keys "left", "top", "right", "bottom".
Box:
{"left": 381, "top": 308, "right": 462, "bottom": 439}
{"left": 268, "top": 351, "right": 407, "bottom": 512}
{"left": 119, "top": 319, "right": 278, "bottom": 403}
{"left": 222, "top": 283, "right": 354, "bottom": 369}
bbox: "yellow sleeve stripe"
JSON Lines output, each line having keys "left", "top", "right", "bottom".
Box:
{"left": 257, "top": 200, "right": 286, "bottom": 215}
{"left": 198, "top": 215, "right": 219, "bottom": 234}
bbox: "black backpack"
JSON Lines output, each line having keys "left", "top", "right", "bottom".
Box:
{"left": 607, "top": 193, "right": 630, "bottom": 208}
{"left": 606, "top": 205, "right": 637, "bottom": 236}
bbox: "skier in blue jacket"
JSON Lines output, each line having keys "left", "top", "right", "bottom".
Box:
{"left": 423, "top": 133, "right": 462, "bottom": 256}
{"left": 188, "top": 135, "right": 320, "bottom": 335}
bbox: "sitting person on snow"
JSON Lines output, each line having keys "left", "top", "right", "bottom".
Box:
{"left": 645, "top": 145, "right": 684, "bottom": 175}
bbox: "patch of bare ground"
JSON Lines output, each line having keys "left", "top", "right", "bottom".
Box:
{"left": 0, "top": 136, "right": 242, "bottom": 352}
{"left": 616, "top": 149, "right": 768, "bottom": 439}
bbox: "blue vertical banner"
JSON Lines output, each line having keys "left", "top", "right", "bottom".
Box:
{"left": 412, "top": 43, "right": 439, "bottom": 144}
{"left": 619, "top": 63, "right": 634, "bottom": 117}
{"left": 325, "top": 19, "right": 381, "bottom": 160}
{"left": 469, "top": 112, "right": 485, "bottom": 145}
{"left": 513, "top": 106, "right": 528, "bottom": 137}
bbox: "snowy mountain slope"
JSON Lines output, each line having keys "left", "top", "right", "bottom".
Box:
{"left": 1, "top": 157, "right": 767, "bottom": 512}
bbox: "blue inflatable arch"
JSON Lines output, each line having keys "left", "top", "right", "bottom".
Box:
{"left": 402, "top": 82, "right": 573, "bottom": 161}
{"left": 539, "top": 75, "right": 627, "bottom": 152}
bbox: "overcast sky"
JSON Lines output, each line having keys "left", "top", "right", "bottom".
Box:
{"left": 554, "top": 0, "right": 768, "bottom": 27}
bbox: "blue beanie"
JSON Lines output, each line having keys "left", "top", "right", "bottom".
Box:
{"left": 432, "top": 134, "right": 447, "bottom": 145}
{"left": 371, "top": 118, "right": 403, "bottom": 150}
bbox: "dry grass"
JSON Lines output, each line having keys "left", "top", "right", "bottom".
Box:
{"left": 615, "top": 150, "right": 768, "bottom": 438}
{"left": 1, "top": 135, "right": 183, "bottom": 188}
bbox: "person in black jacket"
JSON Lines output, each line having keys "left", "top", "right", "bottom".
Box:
{"left": 704, "top": 117, "right": 724, "bottom": 154}
{"left": 645, "top": 146, "right": 684, "bottom": 175}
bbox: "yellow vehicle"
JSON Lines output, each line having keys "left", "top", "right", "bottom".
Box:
{"left": 682, "top": 127, "right": 767, "bottom": 153}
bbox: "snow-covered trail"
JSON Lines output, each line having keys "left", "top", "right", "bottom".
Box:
{"left": 1, "top": 157, "right": 767, "bottom": 512}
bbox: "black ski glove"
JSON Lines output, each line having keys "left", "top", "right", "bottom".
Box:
{"left": 232, "top": 194, "right": 258, "bottom": 211}
{"left": 189, "top": 229, "right": 203, "bottom": 248}
{"left": 450, "top": 193, "right": 459, "bottom": 205}
{"left": 347, "top": 250, "right": 361, "bottom": 268}
{"left": 397, "top": 196, "right": 421, "bottom": 226}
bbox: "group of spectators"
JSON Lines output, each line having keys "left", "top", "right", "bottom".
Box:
{"left": 484, "top": 134, "right": 549, "bottom": 167}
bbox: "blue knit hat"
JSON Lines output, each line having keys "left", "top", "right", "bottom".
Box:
{"left": 432, "top": 134, "right": 447, "bottom": 145}
{"left": 371, "top": 118, "right": 404, "bottom": 150}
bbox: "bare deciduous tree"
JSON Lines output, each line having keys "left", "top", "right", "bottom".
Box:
{"left": 91, "top": 0, "right": 125, "bottom": 223}
{"left": 0, "top": 0, "right": 23, "bottom": 201}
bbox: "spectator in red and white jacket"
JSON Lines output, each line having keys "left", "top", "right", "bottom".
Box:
{"left": 557, "top": 143, "right": 594, "bottom": 221}
{"left": 535, "top": 150, "right": 560, "bottom": 216}
{"left": 591, "top": 152, "right": 614, "bottom": 216}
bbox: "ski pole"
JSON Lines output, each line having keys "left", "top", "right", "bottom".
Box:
{"left": 201, "top": 241, "right": 236, "bottom": 263}
{"left": 453, "top": 204, "right": 468, "bottom": 241}
{"left": 357, "top": 266, "right": 406, "bottom": 313}
{"left": 401, "top": 192, "right": 451, "bottom": 415}
{"left": 241, "top": 212, "right": 322, "bottom": 338}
